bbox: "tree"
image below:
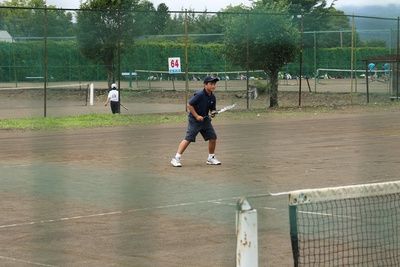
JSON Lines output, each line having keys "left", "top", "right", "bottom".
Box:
{"left": 154, "top": 3, "right": 170, "bottom": 35}
{"left": 286, "top": 0, "right": 354, "bottom": 48}
{"left": 260, "top": 0, "right": 354, "bottom": 48}
{"left": 359, "top": 39, "right": 386, "bottom": 47}
{"left": 301, "top": 9, "right": 354, "bottom": 48}
{"left": 76, "top": 0, "right": 139, "bottom": 87}
{"left": 0, "top": 0, "right": 74, "bottom": 38}
{"left": 133, "top": 0, "right": 157, "bottom": 36}
{"left": 223, "top": 1, "right": 299, "bottom": 107}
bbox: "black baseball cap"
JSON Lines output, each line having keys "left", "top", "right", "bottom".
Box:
{"left": 203, "top": 75, "right": 219, "bottom": 83}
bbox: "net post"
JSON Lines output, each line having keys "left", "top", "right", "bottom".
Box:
{"left": 236, "top": 197, "right": 258, "bottom": 267}
{"left": 289, "top": 205, "right": 299, "bottom": 267}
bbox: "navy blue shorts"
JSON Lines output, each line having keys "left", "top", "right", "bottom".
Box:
{"left": 185, "top": 117, "right": 217, "bottom": 142}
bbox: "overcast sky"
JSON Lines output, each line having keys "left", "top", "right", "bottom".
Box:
{"left": 12, "top": 0, "right": 400, "bottom": 10}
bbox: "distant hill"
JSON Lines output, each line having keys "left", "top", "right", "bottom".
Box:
{"left": 339, "top": 4, "right": 400, "bottom": 19}
{"left": 336, "top": 4, "right": 400, "bottom": 46}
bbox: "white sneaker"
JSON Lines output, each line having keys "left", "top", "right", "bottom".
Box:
{"left": 207, "top": 157, "right": 221, "bottom": 165}
{"left": 171, "top": 157, "right": 182, "bottom": 167}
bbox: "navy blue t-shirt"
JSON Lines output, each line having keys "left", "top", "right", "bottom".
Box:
{"left": 188, "top": 88, "right": 216, "bottom": 118}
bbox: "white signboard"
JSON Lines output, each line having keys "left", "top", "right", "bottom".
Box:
{"left": 168, "top": 57, "right": 181, "bottom": 74}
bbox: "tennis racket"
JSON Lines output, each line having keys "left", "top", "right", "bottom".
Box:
{"left": 211, "top": 103, "right": 236, "bottom": 115}
{"left": 204, "top": 103, "right": 236, "bottom": 118}
{"left": 120, "top": 103, "right": 128, "bottom": 110}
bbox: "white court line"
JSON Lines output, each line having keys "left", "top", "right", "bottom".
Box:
{"left": 0, "top": 195, "right": 280, "bottom": 267}
{"left": 0, "top": 195, "right": 269, "bottom": 229}
{"left": 0, "top": 193, "right": 278, "bottom": 229}
{"left": 2, "top": 164, "right": 33, "bottom": 168}
{"left": 0, "top": 255, "right": 56, "bottom": 266}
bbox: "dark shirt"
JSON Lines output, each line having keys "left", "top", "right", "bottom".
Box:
{"left": 188, "top": 88, "right": 216, "bottom": 118}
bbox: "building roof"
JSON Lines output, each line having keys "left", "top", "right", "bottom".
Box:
{"left": 0, "top": 30, "right": 13, "bottom": 42}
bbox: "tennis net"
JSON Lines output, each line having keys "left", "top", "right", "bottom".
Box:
{"left": 288, "top": 181, "right": 400, "bottom": 267}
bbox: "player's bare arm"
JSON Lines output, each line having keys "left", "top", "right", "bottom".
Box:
{"left": 187, "top": 103, "right": 203, "bottom": 121}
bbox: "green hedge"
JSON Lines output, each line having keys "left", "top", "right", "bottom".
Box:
{"left": 0, "top": 40, "right": 391, "bottom": 82}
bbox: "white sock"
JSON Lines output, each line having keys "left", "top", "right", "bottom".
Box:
{"left": 175, "top": 153, "right": 182, "bottom": 159}
{"left": 208, "top": 154, "right": 214, "bottom": 159}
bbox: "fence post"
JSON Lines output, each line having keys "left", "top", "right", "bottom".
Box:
{"left": 236, "top": 197, "right": 258, "bottom": 267}
{"left": 90, "top": 83, "right": 94, "bottom": 106}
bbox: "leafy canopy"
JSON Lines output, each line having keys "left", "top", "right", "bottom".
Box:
{"left": 223, "top": 1, "right": 299, "bottom": 74}
{"left": 0, "top": 0, "right": 74, "bottom": 37}
{"left": 223, "top": 1, "right": 299, "bottom": 107}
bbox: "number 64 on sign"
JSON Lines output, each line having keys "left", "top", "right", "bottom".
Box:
{"left": 168, "top": 57, "right": 181, "bottom": 74}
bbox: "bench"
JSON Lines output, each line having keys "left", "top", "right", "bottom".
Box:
{"left": 25, "top": 76, "right": 44, "bottom": 82}
{"left": 121, "top": 72, "right": 138, "bottom": 78}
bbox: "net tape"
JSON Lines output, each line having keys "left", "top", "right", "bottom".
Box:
{"left": 288, "top": 180, "right": 400, "bottom": 206}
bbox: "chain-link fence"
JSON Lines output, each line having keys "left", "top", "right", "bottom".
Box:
{"left": 0, "top": 6, "right": 399, "bottom": 96}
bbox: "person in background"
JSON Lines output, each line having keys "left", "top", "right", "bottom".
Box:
{"left": 383, "top": 63, "right": 389, "bottom": 81}
{"left": 368, "top": 62, "right": 376, "bottom": 81}
{"left": 104, "top": 83, "right": 119, "bottom": 114}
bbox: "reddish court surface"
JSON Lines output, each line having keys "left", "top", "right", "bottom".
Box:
{"left": 2, "top": 96, "right": 400, "bottom": 267}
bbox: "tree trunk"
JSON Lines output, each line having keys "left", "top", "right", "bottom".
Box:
{"left": 106, "top": 64, "right": 115, "bottom": 89}
{"left": 269, "top": 69, "right": 279, "bottom": 107}
{"left": 105, "top": 48, "right": 116, "bottom": 88}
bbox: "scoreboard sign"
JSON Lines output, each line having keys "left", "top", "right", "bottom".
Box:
{"left": 168, "top": 57, "right": 181, "bottom": 74}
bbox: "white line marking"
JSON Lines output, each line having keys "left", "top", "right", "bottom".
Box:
{"left": 0, "top": 197, "right": 238, "bottom": 229}
{"left": 0, "top": 193, "right": 275, "bottom": 229}
{"left": 0, "top": 255, "right": 57, "bottom": 266}
{"left": 2, "top": 164, "right": 33, "bottom": 168}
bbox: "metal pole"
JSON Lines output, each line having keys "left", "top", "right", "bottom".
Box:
{"left": 313, "top": 31, "right": 316, "bottom": 93}
{"left": 117, "top": 8, "right": 121, "bottom": 113}
{"left": 289, "top": 206, "right": 299, "bottom": 267}
{"left": 354, "top": 28, "right": 358, "bottom": 93}
{"left": 246, "top": 12, "right": 250, "bottom": 110}
{"left": 185, "top": 10, "right": 189, "bottom": 112}
{"left": 397, "top": 17, "right": 399, "bottom": 100}
{"left": 366, "top": 60, "right": 369, "bottom": 103}
{"left": 350, "top": 14, "right": 354, "bottom": 104}
{"left": 298, "top": 13, "right": 303, "bottom": 106}
{"left": 43, "top": 5, "right": 47, "bottom": 117}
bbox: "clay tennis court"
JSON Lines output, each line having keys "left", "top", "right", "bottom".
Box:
{"left": 1, "top": 79, "right": 400, "bottom": 266}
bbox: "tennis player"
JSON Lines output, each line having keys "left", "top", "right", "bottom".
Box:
{"left": 368, "top": 62, "right": 376, "bottom": 81}
{"left": 171, "top": 75, "right": 221, "bottom": 167}
{"left": 104, "top": 83, "right": 119, "bottom": 114}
